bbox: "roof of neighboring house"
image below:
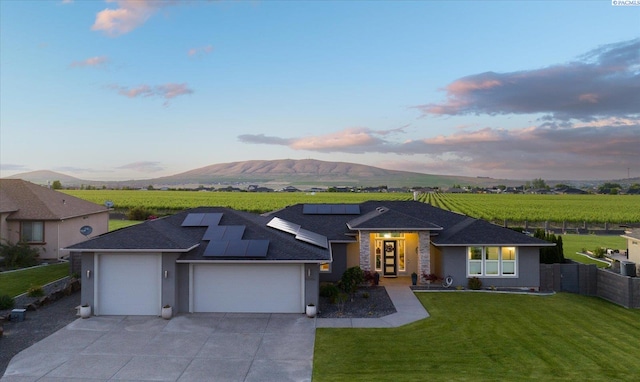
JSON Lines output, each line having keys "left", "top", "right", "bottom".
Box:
{"left": 621, "top": 229, "right": 640, "bottom": 241}
{"left": 0, "top": 179, "right": 109, "bottom": 220}
{"left": 67, "top": 207, "right": 331, "bottom": 262}
{"left": 267, "top": 200, "right": 551, "bottom": 247}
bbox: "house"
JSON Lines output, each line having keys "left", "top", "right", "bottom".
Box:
{"left": 621, "top": 229, "right": 640, "bottom": 275}
{"left": 68, "top": 201, "right": 553, "bottom": 316}
{"left": 0, "top": 179, "right": 109, "bottom": 260}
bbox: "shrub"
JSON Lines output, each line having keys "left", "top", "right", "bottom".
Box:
{"left": 0, "top": 241, "right": 39, "bottom": 269}
{"left": 340, "top": 266, "right": 365, "bottom": 295}
{"left": 468, "top": 277, "right": 482, "bottom": 290}
{"left": 362, "top": 291, "right": 370, "bottom": 299}
{"left": 0, "top": 294, "right": 15, "bottom": 310}
{"left": 27, "top": 285, "right": 45, "bottom": 297}
{"left": 363, "top": 270, "right": 380, "bottom": 286}
{"left": 320, "top": 284, "right": 340, "bottom": 303}
{"left": 127, "top": 207, "right": 156, "bottom": 221}
{"left": 593, "top": 247, "right": 606, "bottom": 258}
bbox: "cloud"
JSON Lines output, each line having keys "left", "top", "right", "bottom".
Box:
{"left": 188, "top": 45, "right": 214, "bottom": 57}
{"left": 108, "top": 83, "right": 193, "bottom": 104}
{"left": 69, "top": 56, "right": 109, "bottom": 68}
{"left": 415, "top": 38, "right": 640, "bottom": 121}
{"left": 92, "top": 0, "right": 178, "bottom": 36}
{"left": 0, "top": 163, "right": 30, "bottom": 172}
{"left": 116, "top": 161, "right": 165, "bottom": 173}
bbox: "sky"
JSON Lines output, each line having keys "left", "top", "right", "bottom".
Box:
{"left": 1, "top": 0, "right": 639, "bottom": 182}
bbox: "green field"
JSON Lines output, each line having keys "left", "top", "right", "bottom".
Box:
{"left": 561, "top": 234, "right": 625, "bottom": 267}
{"left": 419, "top": 193, "right": 640, "bottom": 224}
{"left": 63, "top": 190, "right": 410, "bottom": 214}
{"left": 313, "top": 292, "right": 640, "bottom": 381}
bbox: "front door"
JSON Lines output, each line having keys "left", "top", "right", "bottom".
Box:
{"left": 383, "top": 240, "right": 397, "bottom": 276}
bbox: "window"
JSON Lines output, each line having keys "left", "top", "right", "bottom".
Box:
{"left": 467, "top": 246, "right": 517, "bottom": 277}
{"left": 320, "top": 263, "right": 331, "bottom": 272}
{"left": 21, "top": 221, "right": 44, "bottom": 243}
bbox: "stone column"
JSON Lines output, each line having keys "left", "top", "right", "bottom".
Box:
{"left": 418, "top": 231, "right": 431, "bottom": 283}
{"left": 359, "top": 231, "right": 371, "bottom": 271}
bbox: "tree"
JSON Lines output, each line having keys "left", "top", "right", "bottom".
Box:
{"left": 534, "top": 229, "right": 565, "bottom": 264}
{"left": 532, "top": 178, "right": 548, "bottom": 189}
{"left": 0, "top": 241, "right": 39, "bottom": 269}
{"left": 51, "top": 180, "right": 62, "bottom": 189}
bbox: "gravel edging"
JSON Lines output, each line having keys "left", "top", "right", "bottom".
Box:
{"left": 318, "top": 286, "right": 396, "bottom": 318}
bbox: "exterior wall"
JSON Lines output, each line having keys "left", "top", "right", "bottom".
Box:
{"left": 304, "top": 263, "right": 320, "bottom": 306}
{"left": 321, "top": 243, "right": 348, "bottom": 283}
{"left": 56, "top": 212, "right": 109, "bottom": 259}
{"left": 176, "top": 263, "right": 190, "bottom": 313}
{"left": 440, "top": 246, "right": 540, "bottom": 289}
{"left": 161, "top": 253, "right": 181, "bottom": 309}
{"left": 597, "top": 269, "right": 640, "bottom": 308}
{"left": 80, "top": 252, "right": 95, "bottom": 308}
{"left": 626, "top": 237, "right": 640, "bottom": 275}
{"left": 2, "top": 211, "right": 108, "bottom": 260}
{"left": 346, "top": 242, "right": 360, "bottom": 269}
{"left": 0, "top": 212, "right": 12, "bottom": 244}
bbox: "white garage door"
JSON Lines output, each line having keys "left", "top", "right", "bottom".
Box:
{"left": 193, "top": 264, "right": 304, "bottom": 313}
{"left": 97, "top": 254, "right": 161, "bottom": 315}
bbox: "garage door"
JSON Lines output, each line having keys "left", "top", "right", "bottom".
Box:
{"left": 192, "top": 264, "right": 304, "bottom": 313}
{"left": 97, "top": 254, "right": 161, "bottom": 315}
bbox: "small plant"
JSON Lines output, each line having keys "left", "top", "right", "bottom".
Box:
{"left": 490, "top": 285, "right": 497, "bottom": 291}
{"left": 0, "top": 294, "right": 15, "bottom": 310}
{"left": 362, "top": 291, "right": 370, "bottom": 299}
{"left": 127, "top": 206, "right": 156, "bottom": 221}
{"left": 455, "top": 285, "right": 464, "bottom": 290}
{"left": 336, "top": 292, "right": 348, "bottom": 314}
{"left": 593, "top": 247, "right": 606, "bottom": 258}
{"left": 27, "top": 285, "right": 45, "bottom": 297}
{"left": 320, "top": 283, "right": 340, "bottom": 303}
{"left": 468, "top": 277, "right": 482, "bottom": 290}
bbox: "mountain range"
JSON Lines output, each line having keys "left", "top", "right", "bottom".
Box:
{"left": 4, "top": 159, "right": 637, "bottom": 189}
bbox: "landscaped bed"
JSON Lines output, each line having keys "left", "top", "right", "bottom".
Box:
{"left": 318, "top": 286, "right": 396, "bottom": 318}
{"left": 313, "top": 292, "right": 640, "bottom": 381}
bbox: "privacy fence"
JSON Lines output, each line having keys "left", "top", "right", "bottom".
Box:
{"left": 540, "top": 262, "right": 640, "bottom": 308}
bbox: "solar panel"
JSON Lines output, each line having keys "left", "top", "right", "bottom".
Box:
{"left": 203, "top": 240, "right": 269, "bottom": 258}
{"left": 181, "top": 213, "right": 205, "bottom": 226}
{"left": 267, "top": 217, "right": 300, "bottom": 235}
{"left": 201, "top": 213, "right": 223, "bottom": 226}
{"left": 296, "top": 228, "right": 328, "bottom": 249}
{"left": 302, "top": 204, "right": 360, "bottom": 215}
{"left": 246, "top": 240, "right": 269, "bottom": 258}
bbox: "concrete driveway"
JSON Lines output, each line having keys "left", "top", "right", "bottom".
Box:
{"left": 1, "top": 313, "right": 316, "bottom": 382}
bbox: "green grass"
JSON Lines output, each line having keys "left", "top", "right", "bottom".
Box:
{"left": 561, "top": 234, "right": 626, "bottom": 267}
{"left": 313, "top": 292, "right": 640, "bottom": 381}
{"left": 109, "top": 219, "right": 141, "bottom": 231}
{"left": 0, "top": 262, "right": 69, "bottom": 297}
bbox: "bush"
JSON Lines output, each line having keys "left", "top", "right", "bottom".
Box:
{"left": 340, "top": 266, "right": 365, "bottom": 295}
{"left": 27, "top": 285, "right": 44, "bottom": 297}
{"left": 593, "top": 247, "right": 606, "bottom": 258}
{"left": 468, "top": 277, "right": 483, "bottom": 290}
{"left": 127, "top": 207, "right": 156, "bottom": 221}
{"left": 0, "top": 294, "right": 15, "bottom": 310}
{"left": 0, "top": 241, "right": 39, "bottom": 269}
{"left": 320, "top": 284, "right": 340, "bottom": 303}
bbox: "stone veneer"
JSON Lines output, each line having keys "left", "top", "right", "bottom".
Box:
{"left": 359, "top": 230, "right": 372, "bottom": 271}
{"left": 418, "top": 231, "right": 431, "bottom": 283}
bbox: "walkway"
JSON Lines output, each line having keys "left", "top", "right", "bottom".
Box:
{"left": 316, "top": 277, "right": 430, "bottom": 328}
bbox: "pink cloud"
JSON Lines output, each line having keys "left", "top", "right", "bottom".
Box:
{"left": 188, "top": 45, "right": 214, "bottom": 57}
{"left": 109, "top": 83, "right": 193, "bottom": 104}
{"left": 69, "top": 56, "right": 109, "bottom": 68}
{"left": 92, "top": 0, "right": 177, "bottom": 36}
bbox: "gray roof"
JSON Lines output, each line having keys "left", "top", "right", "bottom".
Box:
{"left": 67, "top": 207, "right": 331, "bottom": 262}
{"left": 268, "top": 200, "right": 551, "bottom": 247}
{"left": 0, "top": 179, "right": 108, "bottom": 220}
{"left": 622, "top": 229, "right": 640, "bottom": 241}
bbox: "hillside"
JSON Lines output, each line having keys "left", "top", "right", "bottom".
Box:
{"left": 2, "top": 159, "right": 546, "bottom": 189}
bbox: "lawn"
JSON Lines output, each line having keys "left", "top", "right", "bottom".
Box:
{"left": 109, "top": 219, "right": 141, "bottom": 231}
{"left": 0, "top": 262, "right": 70, "bottom": 297}
{"left": 561, "top": 234, "right": 626, "bottom": 267}
{"left": 313, "top": 292, "right": 640, "bottom": 381}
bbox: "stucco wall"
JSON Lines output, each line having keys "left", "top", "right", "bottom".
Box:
{"left": 321, "top": 243, "right": 348, "bottom": 283}
{"left": 304, "top": 263, "right": 320, "bottom": 306}
{"left": 80, "top": 252, "right": 95, "bottom": 308}
{"left": 161, "top": 253, "right": 181, "bottom": 309}
{"left": 440, "top": 246, "right": 540, "bottom": 289}
{"left": 626, "top": 237, "right": 640, "bottom": 275}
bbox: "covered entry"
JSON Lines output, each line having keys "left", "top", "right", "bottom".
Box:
{"left": 192, "top": 263, "right": 304, "bottom": 313}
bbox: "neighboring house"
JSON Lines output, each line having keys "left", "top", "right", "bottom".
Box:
{"left": 0, "top": 179, "right": 109, "bottom": 260}
{"left": 621, "top": 229, "right": 640, "bottom": 274}
{"left": 68, "top": 201, "right": 552, "bottom": 316}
